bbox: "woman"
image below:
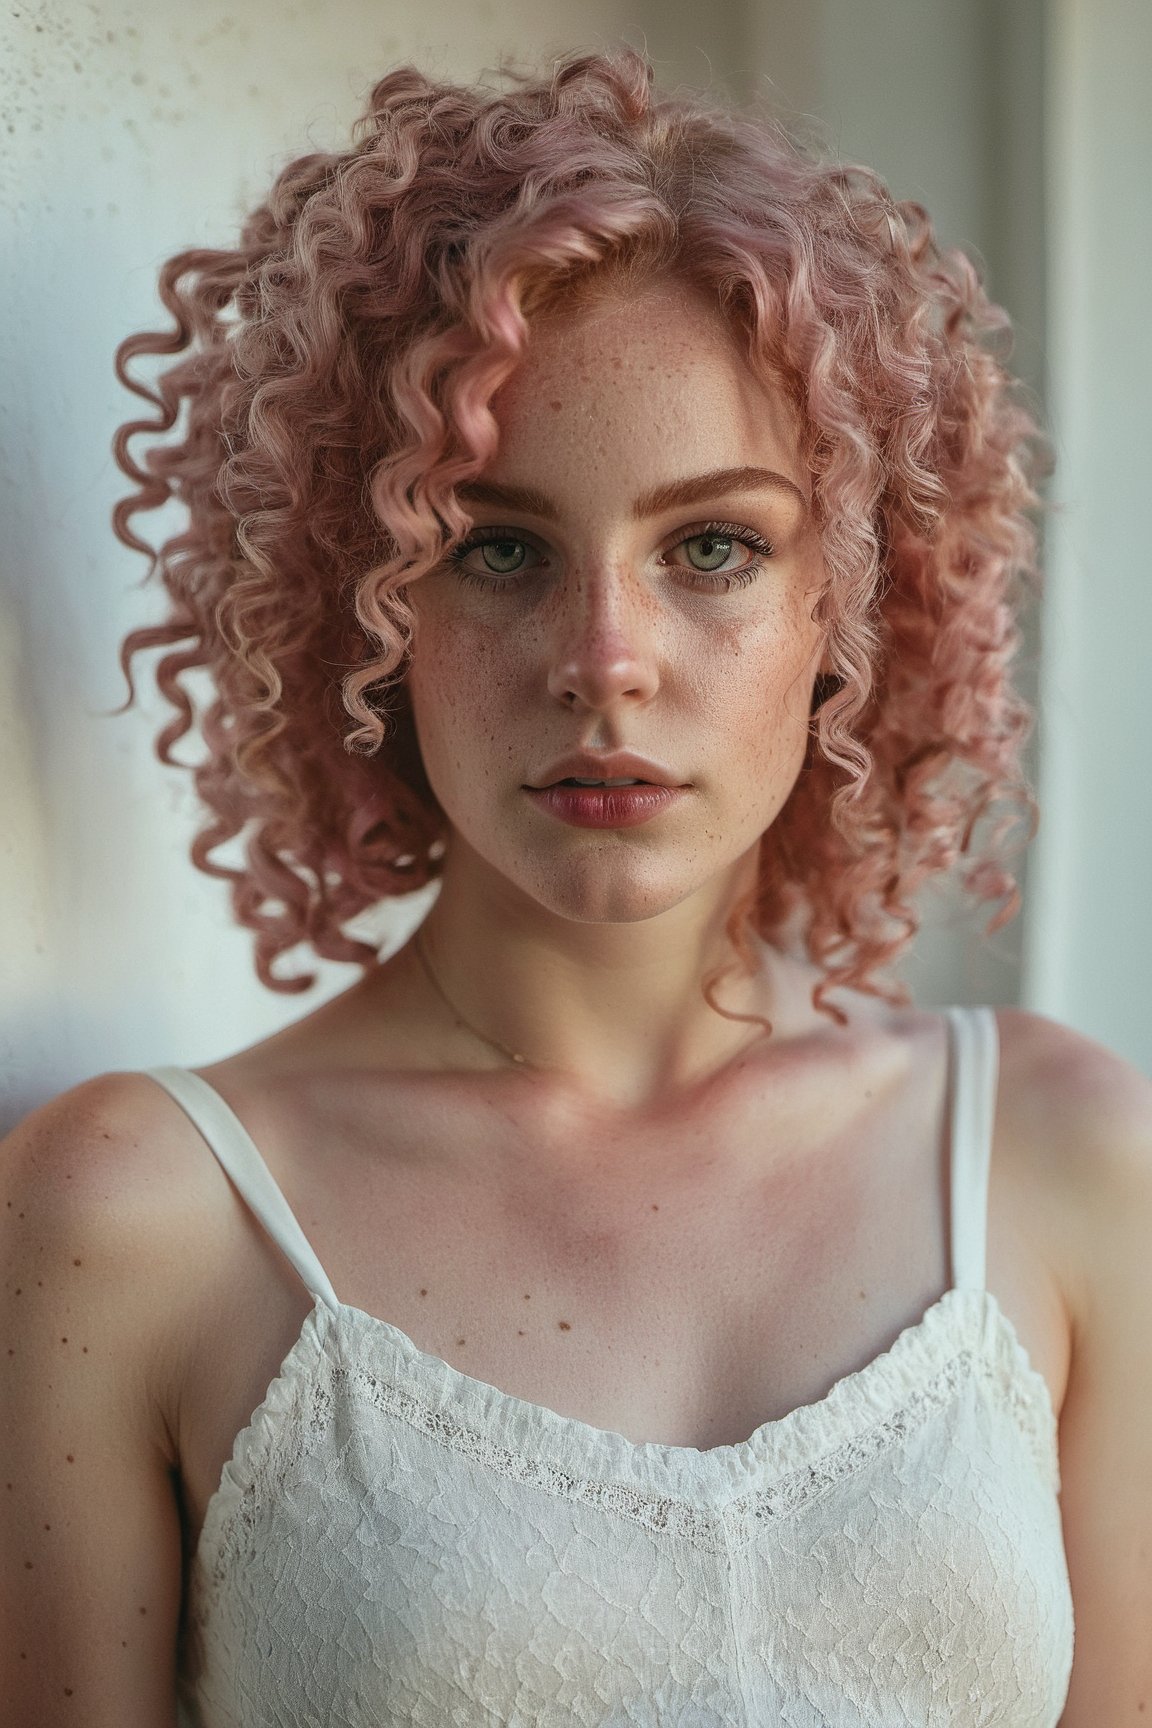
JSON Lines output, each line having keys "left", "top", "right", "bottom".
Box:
{"left": 3, "top": 45, "right": 1149, "bottom": 1727}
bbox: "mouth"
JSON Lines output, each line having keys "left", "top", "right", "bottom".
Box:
{"left": 547, "top": 776, "right": 651, "bottom": 788}
{"left": 523, "top": 779, "right": 687, "bottom": 830}
{"left": 527, "top": 751, "right": 682, "bottom": 790}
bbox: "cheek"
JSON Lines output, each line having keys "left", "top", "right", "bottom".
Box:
{"left": 407, "top": 617, "right": 517, "bottom": 770}
{"left": 692, "top": 614, "right": 818, "bottom": 764}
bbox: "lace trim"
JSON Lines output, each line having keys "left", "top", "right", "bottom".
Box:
{"left": 310, "top": 1343, "right": 1047, "bottom": 1556}
{"left": 194, "top": 1293, "right": 1058, "bottom": 1593}
{"left": 198, "top": 1371, "right": 336, "bottom": 1598}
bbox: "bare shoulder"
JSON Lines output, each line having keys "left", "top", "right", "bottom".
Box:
{"left": 1, "top": 1066, "right": 224, "bottom": 1243}
{"left": 0, "top": 1068, "right": 229, "bottom": 1450}
{"left": 992, "top": 1007, "right": 1152, "bottom": 1320}
{"left": 993, "top": 1004, "right": 1152, "bottom": 1151}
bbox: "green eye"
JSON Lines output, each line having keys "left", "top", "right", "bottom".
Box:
{"left": 447, "top": 533, "right": 538, "bottom": 587}
{"left": 684, "top": 532, "right": 736, "bottom": 572}
{"left": 479, "top": 540, "right": 528, "bottom": 574}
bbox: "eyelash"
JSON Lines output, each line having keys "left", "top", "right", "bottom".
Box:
{"left": 447, "top": 520, "right": 775, "bottom": 594}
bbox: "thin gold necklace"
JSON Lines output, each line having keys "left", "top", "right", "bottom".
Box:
{"left": 413, "top": 926, "right": 534, "bottom": 1069}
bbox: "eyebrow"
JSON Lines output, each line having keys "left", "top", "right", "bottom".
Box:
{"left": 454, "top": 465, "right": 809, "bottom": 521}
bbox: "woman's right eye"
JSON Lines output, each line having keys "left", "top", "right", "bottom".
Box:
{"left": 447, "top": 533, "right": 544, "bottom": 590}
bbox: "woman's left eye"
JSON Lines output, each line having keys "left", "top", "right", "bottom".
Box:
{"left": 668, "top": 523, "right": 775, "bottom": 589}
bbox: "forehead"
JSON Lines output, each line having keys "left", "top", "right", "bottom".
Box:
{"left": 486, "top": 280, "right": 806, "bottom": 492}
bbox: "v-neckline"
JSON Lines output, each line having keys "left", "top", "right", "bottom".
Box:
{"left": 190, "top": 1281, "right": 1059, "bottom": 1584}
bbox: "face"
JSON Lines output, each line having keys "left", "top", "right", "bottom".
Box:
{"left": 405, "top": 277, "right": 828, "bottom": 927}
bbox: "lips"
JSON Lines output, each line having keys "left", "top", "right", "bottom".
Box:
{"left": 524, "top": 781, "right": 687, "bottom": 829}
{"left": 527, "top": 750, "right": 683, "bottom": 790}
{"left": 550, "top": 776, "right": 649, "bottom": 788}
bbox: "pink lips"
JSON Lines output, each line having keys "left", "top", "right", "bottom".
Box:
{"left": 524, "top": 784, "right": 687, "bottom": 828}
{"left": 528, "top": 749, "right": 682, "bottom": 789}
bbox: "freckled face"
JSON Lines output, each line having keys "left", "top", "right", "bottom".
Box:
{"left": 404, "top": 279, "right": 827, "bottom": 924}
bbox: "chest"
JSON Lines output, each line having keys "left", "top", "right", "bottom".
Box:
{"left": 180, "top": 1300, "right": 1075, "bottom": 1728}
{"left": 171, "top": 1043, "right": 1069, "bottom": 1594}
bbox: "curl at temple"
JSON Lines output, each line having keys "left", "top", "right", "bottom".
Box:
{"left": 110, "top": 45, "right": 1049, "bottom": 1015}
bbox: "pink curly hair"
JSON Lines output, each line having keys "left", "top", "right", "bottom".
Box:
{"left": 109, "top": 45, "right": 1049, "bottom": 1021}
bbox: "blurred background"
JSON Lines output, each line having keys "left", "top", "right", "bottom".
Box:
{"left": 1, "top": 0, "right": 1148, "bottom": 1127}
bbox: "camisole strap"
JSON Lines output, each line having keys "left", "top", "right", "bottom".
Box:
{"left": 943, "top": 1006, "right": 1000, "bottom": 1293}
{"left": 142, "top": 1065, "right": 340, "bottom": 1313}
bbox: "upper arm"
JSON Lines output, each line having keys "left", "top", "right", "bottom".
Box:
{"left": 0, "top": 1073, "right": 189, "bottom": 1727}
{"left": 1006, "top": 1015, "right": 1152, "bottom": 1725}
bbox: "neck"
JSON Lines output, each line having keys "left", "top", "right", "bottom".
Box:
{"left": 407, "top": 836, "right": 781, "bottom": 1112}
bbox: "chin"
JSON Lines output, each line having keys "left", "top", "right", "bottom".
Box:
{"left": 507, "top": 848, "right": 721, "bottom": 925}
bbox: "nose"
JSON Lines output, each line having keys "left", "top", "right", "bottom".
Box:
{"left": 545, "top": 565, "right": 660, "bottom": 713}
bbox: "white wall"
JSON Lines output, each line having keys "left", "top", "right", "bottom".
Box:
{"left": 1021, "top": 0, "right": 1152, "bottom": 1074}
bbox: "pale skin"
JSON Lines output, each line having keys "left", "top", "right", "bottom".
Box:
{"left": 1, "top": 278, "right": 1151, "bottom": 1722}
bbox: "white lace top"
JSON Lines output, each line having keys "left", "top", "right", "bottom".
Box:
{"left": 150, "top": 1006, "right": 1075, "bottom": 1727}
